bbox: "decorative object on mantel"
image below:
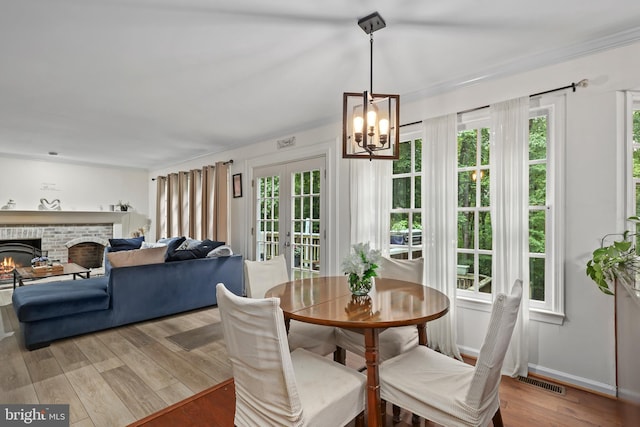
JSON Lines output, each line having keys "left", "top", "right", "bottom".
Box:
{"left": 38, "top": 198, "right": 61, "bottom": 210}
{"left": 342, "top": 11, "right": 400, "bottom": 161}
{"left": 586, "top": 216, "right": 640, "bottom": 294}
{"left": 116, "top": 201, "right": 132, "bottom": 211}
{"left": 341, "top": 242, "right": 381, "bottom": 296}
{"left": 1, "top": 199, "right": 16, "bottom": 210}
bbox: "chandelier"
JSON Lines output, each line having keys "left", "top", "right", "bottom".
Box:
{"left": 342, "top": 12, "right": 400, "bottom": 160}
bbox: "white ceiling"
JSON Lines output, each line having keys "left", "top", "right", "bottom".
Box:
{"left": 1, "top": 0, "right": 640, "bottom": 170}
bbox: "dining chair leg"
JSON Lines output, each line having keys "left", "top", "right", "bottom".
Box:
{"left": 355, "top": 411, "right": 365, "bottom": 427}
{"left": 492, "top": 408, "right": 504, "bottom": 427}
{"left": 333, "top": 346, "right": 346, "bottom": 364}
{"left": 411, "top": 413, "right": 420, "bottom": 425}
{"left": 392, "top": 404, "right": 401, "bottom": 423}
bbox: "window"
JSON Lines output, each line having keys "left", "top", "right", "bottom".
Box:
{"left": 628, "top": 93, "right": 640, "bottom": 220}
{"left": 390, "top": 133, "right": 422, "bottom": 259}
{"left": 456, "top": 96, "right": 565, "bottom": 321}
{"left": 457, "top": 121, "right": 492, "bottom": 298}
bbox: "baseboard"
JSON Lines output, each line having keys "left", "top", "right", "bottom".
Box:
{"left": 617, "top": 387, "right": 640, "bottom": 404}
{"left": 527, "top": 363, "right": 616, "bottom": 397}
{"left": 458, "top": 345, "right": 617, "bottom": 397}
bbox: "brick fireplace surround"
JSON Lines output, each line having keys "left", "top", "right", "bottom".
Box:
{"left": 0, "top": 210, "right": 128, "bottom": 269}
{"left": 0, "top": 224, "right": 112, "bottom": 264}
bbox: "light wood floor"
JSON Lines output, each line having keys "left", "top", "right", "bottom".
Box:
{"left": 1, "top": 288, "right": 639, "bottom": 426}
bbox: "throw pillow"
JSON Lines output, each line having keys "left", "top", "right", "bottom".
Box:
{"left": 109, "top": 236, "right": 145, "bottom": 252}
{"left": 141, "top": 241, "right": 167, "bottom": 249}
{"left": 165, "top": 236, "right": 187, "bottom": 260}
{"left": 107, "top": 246, "right": 167, "bottom": 268}
{"left": 166, "top": 239, "right": 225, "bottom": 262}
{"left": 206, "top": 245, "right": 233, "bottom": 257}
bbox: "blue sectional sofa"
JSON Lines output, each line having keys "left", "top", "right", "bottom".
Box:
{"left": 12, "top": 254, "right": 243, "bottom": 350}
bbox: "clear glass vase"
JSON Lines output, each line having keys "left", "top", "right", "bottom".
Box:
{"left": 348, "top": 275, "right": 373, "bottom": 296}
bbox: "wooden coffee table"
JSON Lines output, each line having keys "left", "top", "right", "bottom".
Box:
{"left": 13, "top": 263, "right": 91, "bottom": 289}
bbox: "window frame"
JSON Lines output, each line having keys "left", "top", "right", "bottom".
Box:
{"left": 456, "top": 112, "right": 492, "bottom": 302}
{"left": 455, "top": 95, "right": 566, "bottom": 324}
{"left": 390, "top": 131, "right": 423, "bottom": 260}
{"left": 625, "top": 92, "right": 640, "bottom": 240}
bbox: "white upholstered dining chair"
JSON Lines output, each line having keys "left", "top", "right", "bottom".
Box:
{"left": 335, "top": 257, "right": 423, "bottom": 361}
{"left": 216, "top": 283, "right": 366, "bottom": 427}
{"left": 379, "top": 279, "right": 523, "bottom": 427}
{"left": 244, "top": 255, "right": 338, "bottom": 357}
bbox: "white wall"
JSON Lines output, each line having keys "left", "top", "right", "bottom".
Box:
{"left": 0, "top": 157, "right": 149, "bottom": 217}
{"left": 144, "top": 40, "right": 640, "bottom": 395}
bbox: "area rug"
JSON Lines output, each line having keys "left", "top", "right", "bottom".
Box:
{"left": 127, "top": 378, "right": 235, "bottom": 427}
{"left": 165, "top": 322, "right": 224, "bottom": 351}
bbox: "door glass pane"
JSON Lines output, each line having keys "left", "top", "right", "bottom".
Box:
{"left": 256, "top": 175, "right": 279, "bottom": 261}
{"left": 291, "top": 167, "right": 322, "bottom": 280}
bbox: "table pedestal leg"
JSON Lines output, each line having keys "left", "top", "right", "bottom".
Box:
{"left": 417, "top": 322, "right": 427, "bottom": 346}
{"left": 364, "top": 328, "right": 381, "bottom": 427}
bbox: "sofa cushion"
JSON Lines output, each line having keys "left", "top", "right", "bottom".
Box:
{"left": 107, "top": 246, "right": 167, "bottom": 268}
{"left": 109, "top": 236, "right": 144, "bottom": 251}
{"left": 12, "top": 277, "right": 110, "bottom": 322}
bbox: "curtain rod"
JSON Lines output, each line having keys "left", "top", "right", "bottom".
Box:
{"left": 399, "top": 78, "right": 589, "bottom": 128}
{"left": 151, "top": 159, "right": 233, "bottom": 181}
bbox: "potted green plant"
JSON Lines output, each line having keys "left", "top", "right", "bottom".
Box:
{"left": 586, "top": 216, "right": 640, "bottom": 295}
{"left": 116, "top": 201, "right": 132, "bottom": 212}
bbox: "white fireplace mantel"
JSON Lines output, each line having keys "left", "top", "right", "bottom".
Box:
{"left": 0, "top": 210, "right": 128, "bottom": 225}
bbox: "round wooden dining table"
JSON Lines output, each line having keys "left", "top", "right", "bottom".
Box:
{"left": 265, "top": 275, "right": 450, "bottom": 427}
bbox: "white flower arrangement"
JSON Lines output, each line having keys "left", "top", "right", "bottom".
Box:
{"left": 342, "top": 242, "right": 381, "bottom": 294}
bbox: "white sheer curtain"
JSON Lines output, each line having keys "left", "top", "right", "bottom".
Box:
{"left": 490, "top": 97, "right": 530, "bottom": 377}
{"left": 349, "top": 159, "right": 392, "bottom": 253}
{"left": 422, "top": 114, "right": 462, "bottom": 359}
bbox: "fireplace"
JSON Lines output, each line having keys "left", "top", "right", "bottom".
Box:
{"left": 68, "top": 242, "right": 106, "bottom": 269}
{"left": 0, "top": 239, "right": 45, "bottom": 283}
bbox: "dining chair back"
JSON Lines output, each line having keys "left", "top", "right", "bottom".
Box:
{"left": 466, "top": 278, "right": 523, "bottom": 409}
{"left": 244, "top": 255, "right": 338, "bottom": 357}
{"left": 216, "top": 283, "right": 366, "bottom": 427}
{"left": 244, "top": 254, "right": 289, "bottom": 298}
{"left": 379, "top": 256, "right": 424, "bottom": 284}
{"left": 379, "top": 279, "right": 523, "bottom": 427}
{"left": 336, "top": 257, "right": 423, "bottom": 361}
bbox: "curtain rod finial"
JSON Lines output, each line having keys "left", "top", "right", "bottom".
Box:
{"left": 576, "top": 79, "right": 589, "bottom": 88}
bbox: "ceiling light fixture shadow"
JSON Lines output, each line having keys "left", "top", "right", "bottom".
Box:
{"left": 342, "top": 11, "right": 400, "bottom": 161}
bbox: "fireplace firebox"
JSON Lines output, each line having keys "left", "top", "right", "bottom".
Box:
{"left": 0, "top": 239, "right": 45, "bottom": 283}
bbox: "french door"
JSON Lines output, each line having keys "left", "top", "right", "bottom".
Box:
{"left": 253, "top": 157, "right": 325, "bottom": 279}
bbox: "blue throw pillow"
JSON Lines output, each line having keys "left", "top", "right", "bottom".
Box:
{"left": 165, "top": 236, "right": 187, "bottom": 260}
{"left": 108, "top": 236, "right": 144, "bottom": 252}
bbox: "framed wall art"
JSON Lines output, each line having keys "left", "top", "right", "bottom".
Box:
{"left": 232, "top": 173, "right": 242, "bottom": 198}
